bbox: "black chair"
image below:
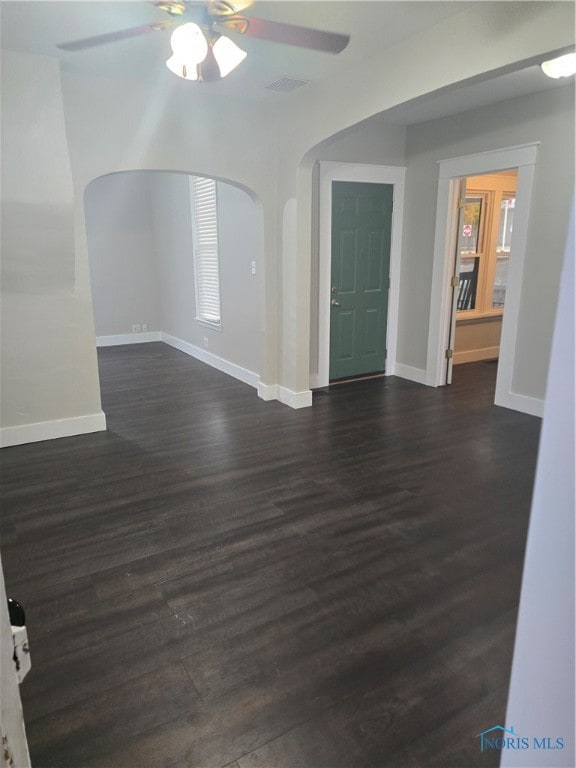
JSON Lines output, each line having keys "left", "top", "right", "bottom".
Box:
{"left": 457, "top": 262, "right": 479, "bottom": 310}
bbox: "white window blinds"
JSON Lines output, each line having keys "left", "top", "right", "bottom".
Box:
{"left": 191, "top": 177, "right": 221, "bottom": 327}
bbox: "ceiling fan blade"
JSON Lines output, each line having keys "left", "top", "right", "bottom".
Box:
{"left": 205, "top": 0, "right": 254, "bottom": 15}
{"left": 57, "top": 20, "right": 174, "bottom": 51}
{"left": 220, "top": 15, "right": 349, "bottom": 54}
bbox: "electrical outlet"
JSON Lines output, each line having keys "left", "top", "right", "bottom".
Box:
{"left": 203, "top": 337, "right": 209, "bottom": 349}
{"left": 141, "top": 323, "right": 148, "bottom": 332}
{"left": 132, "top": 324, "right": 141, "bottom": 333}
{"left": 251, "top": 260, "right": 256, "bottom": 275}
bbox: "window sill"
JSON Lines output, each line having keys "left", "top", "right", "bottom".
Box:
{"left": 195, "top": 318, "right": 222, "bottom": 332}
{"left": 456, "top": 310, "right": 504, "bottom": 324}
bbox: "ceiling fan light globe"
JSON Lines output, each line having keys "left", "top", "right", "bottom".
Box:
{"left": 541, "top": 52, "right": 576, "bottom": 79}
{"left": 212, "top": 35, "right": 247, "bottom": 77}
{"left": 166, "top": 54, "right": 199, "bottom": 80}
{"left": 170, "top": 22, "right": 208, "bottom": 64}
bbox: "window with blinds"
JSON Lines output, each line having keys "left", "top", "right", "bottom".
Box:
{"left": 191, "top": 176, "right": 221, "bottom": 328}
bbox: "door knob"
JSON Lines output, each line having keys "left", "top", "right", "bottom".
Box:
{"left": 331, "top": 299, "right": 340, "bottom": 307}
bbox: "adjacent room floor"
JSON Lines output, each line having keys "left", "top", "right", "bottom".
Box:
{"left": 0, "top": 344, "right": 541, "bottom": 767}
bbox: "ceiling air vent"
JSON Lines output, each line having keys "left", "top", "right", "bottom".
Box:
{"left": 265, "top": 77, "right": 310, "bottom": 93}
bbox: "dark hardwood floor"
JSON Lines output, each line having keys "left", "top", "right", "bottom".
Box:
{"left": 0, "top": 345, "right": 541, "bottom": 767}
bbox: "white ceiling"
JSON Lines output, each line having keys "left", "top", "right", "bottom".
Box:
{"left": 0, "top": 1, "right": 571, "bottom": 115}
{"left": 373, "top": 63, "right": 571, "bottom": 127}
{"left": 0, "top": 1, "right": 473, "bottom": 97}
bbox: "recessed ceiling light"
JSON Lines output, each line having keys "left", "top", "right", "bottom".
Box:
{"left": 541, "top": 52, "right": 576, "bottom": 79}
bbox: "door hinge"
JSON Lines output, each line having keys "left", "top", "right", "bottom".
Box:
{"left": 445, "top": 349, "right": 453, "bottom": 359}
{"left": 450, "top": 276, "right": 459, "bottom": 288}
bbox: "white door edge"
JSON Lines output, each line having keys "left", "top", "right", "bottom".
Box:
{"left": 426, "top": 143, "right": 539, "bottom": 409}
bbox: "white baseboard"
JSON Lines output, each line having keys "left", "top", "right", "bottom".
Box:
{"left": 0, "top": 412, "right": 107, "bottom": 448}
{"left": 391, "top": 362, "right": 428, "bottom": 385}
{"left": 454, "top": 346, "right": 499, "bottom": 365}
{"left": 495, "top": 390, "right": 544, "bottom": 418}
{"left": 161, "top": 333, "right": 260, "bottom": 390}
{"left": 258, "top": 383, "right": 312, "bottom": 409}
{"left": 96, "top": 332, "right": 162, "bottom": 347}
{"left": 98, "top": 332, "right": 312, "bottom": 410}
{"left": 257, "top": 382, "right": 279, "bottom": 401}
{"left": 277, "top": 386, "right": 313, "bottom": 409}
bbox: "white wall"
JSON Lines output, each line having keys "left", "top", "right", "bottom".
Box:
{"left": 400, "top": 85, "right": 574, "bottom": 399}
{"left": 0, "top": 50, "right": 104, "bottom": 443}
{"left": 501, "top": 204, "right": 574, "bottom": 767}
{"left": 85, "top": 173, "right": 161, "bottom": 336}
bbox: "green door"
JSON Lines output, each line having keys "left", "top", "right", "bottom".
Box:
{"left": 329, "top": 181, "right": 393, "bottom": 381}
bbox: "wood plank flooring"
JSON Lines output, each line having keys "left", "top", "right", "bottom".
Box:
{"left": 0, "top": 345, "right": 541, "bottom": 767}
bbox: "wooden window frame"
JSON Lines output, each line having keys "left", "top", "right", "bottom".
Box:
{"left": 457, "top": 189, "right": 497, "bottom": 320}
{"left": 456, "top": 174, "right": 517, "bottom": 321}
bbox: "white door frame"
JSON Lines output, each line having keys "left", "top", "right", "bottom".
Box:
{"left": 314, "top": 161, "right": 406, "bottom": 389}
{"left": 425, "top": 143, "right": 541, "bottom": 416}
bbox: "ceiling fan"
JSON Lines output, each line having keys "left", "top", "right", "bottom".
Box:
{"left": 57, "top": 1, "right": 350, "bottom": 82}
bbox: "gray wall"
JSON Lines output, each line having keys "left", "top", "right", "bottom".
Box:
{"left": 150, "top": 174, "right": 195, "bottom": 341}
{"left": 311, "top": 120, "right": 406, "bottom": 166}
{"left": 307, "top": 121, "right": 407, "bottom": 378}
{"left": 399, "top": 85, "right": 575, "bottom": 399}
{"left": 0, "top": 50, "right": 102, "bottom": 431}
{"left": 86, "top": 172, "right": 264, "bottom": 377}
{"left": 152, "top": 174, "right": 264, "bottom": 375}
{"left": 85, "top": 173, "right": 161, "bottom": 336}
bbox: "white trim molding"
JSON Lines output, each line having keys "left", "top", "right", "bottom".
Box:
{"left": 98, "top": 332, "right": 311, "bottom": 411}
{"left": 161, "top": 333, "right": 260, "bottom": 389}
{"left": 258, "top": 382, "right": 312, "bottom": 409}
{"left": 96, "top": 332, "right": 162, "bottom": 346}
{"left": 0, "top": 412, "right": 107, "bottom": 448}
{"left": 426, "top": 143, "right": 540, "bottom": 416}
{"left": 316, "top": 161, "right": 406, "bottom": 389}
{"left": 389, "top": 363, "right": 427, "bottom": 385}
{"left": 500, "top": 392, "right": 544, "bottom": 418}
{"left": 257, "top": 382, "right": 279, "bottom": 401}
{"left": 277, "top": 386, "right": 313, "bottom": 409}
{"left": 163, "top": 336, "right": 313, "bottom": 410}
